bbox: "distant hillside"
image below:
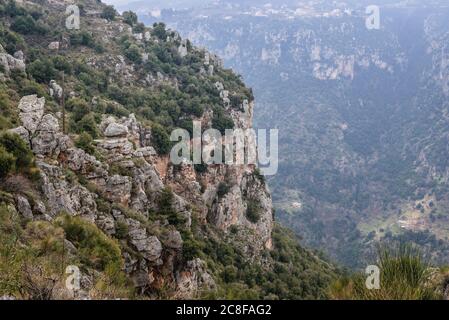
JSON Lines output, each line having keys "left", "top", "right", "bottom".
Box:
{"left": 129, "top": 1, "right": 449, "bottom": 268}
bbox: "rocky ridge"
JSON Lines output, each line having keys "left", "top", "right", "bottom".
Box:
{"left": 7, "top": 91, "right": 272, "bottom": 298}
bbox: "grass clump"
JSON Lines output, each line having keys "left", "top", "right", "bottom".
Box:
{"left": 245, "top": 199, "right": 261, "bottom": 223}
{"left": 0, "top": 132, "right": 37, "bottom": 179}
{"left": 55, "top": 214, "right": 122, "bottom": 271}
{"left": 329, "top": 244, "right": 443, "bottom": 300}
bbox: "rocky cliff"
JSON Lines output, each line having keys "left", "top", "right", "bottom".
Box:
{"left": 0, "top": 0, "right": 333, "bottom": 299}
{"left": 7, "top": 91, "right": 272, "bottom": 298}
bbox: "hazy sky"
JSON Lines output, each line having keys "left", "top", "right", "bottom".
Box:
{"left": 103, "top": 0, "right": 134, "bottom": 6}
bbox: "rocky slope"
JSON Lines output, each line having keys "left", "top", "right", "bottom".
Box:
{"left": 0, "top": 0, "right": 334, "bottom": 299}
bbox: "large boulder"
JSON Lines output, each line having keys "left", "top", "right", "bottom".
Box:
{"left": 96, "top": 138, "right": 134, "bottom": 162}
{"left": 0, "top": 46, "right": 26, "bottom": 76}
{"left": 130, "top": 161, "right": 164, "bottom": 212}
{"left": 32, "top": 114, "right": 67, "bottom": 156}
{"left": 127, "top": 219, "right": 163, "bottom": 263}
{"left": 49, "top": 80, "right": 63, "bottom": 99}
{"left": 37, "top": 161, "right": 98, "bottom": 218}
{"left": 104, "top": 122, "right": 129, "bottom": 137}
{"left": 65, "top": 147, "right": 108, "bottom": 179}
{"left": 162, "top": 230, "right": 183, "bottom": 251}
{"left": 16, "top": 195, "right": 33, "bottom": 220}
{"left": 48, "top": 42, "right": 60, "bottom": 50}
{"left": 18, "top": 95, "right": 45, "bottom": 134}
{"left": 104, "top": 175, "right": 132, "bottom": 205}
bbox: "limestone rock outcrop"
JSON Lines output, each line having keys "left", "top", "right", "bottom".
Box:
{"left": 8, "top": 89, "right": 273, "bottom": 298}
{"left": 18, "top": 95, "right": 45, "bottom": 135}
{"left": 0, "top": 44, "right": 26, "bottom": 76}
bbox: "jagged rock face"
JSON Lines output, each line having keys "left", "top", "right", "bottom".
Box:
{"left": 162, "top": 230, "right": 183, "bottom": 250}
{"left": 104, "top": 122, "right": 129, "bottom": 138}
{"left": 130, "top": 160, "right": 164, "bottom": 212}
{"left": 175, "top": 258, "right": 216, "bottom": 299}
{"left": 207, "top": 169, "right": 273, "bottom": 252}
{"left": 127, "top": 218, "right": 163, "bottom": 262}
{"left": 9, "top": 74, "right": 273, "bottom": 297}
{"left": 12, "top": 96, "right": 70, "bottom": 157}
{"left": 32, "top": 114, "right": 65, "bottom": 156}
{"left": 104, "top": 175, "right": 132, "bottom": 206}
{"left": 18, "top": 95, "right": 45, "bottom": 135}
{"left": 37, "top": 161, "right": 98, "bottom": 219}
{"left": 0, "top": 0, "right": 290, "bottom": 300}
{"left": 16, "top": 195, "right": 33, "bottom": 220}
{"left": 0, "top": 44, "right": 26, "bottom": 76}
{"left": 65, "top": 147, "right": 108, "bottom": 178}
{"left": 97, "top": 138, "right": 134, "bottom": 162}
{"left": 7, "top": 96, "right": 222, "bottom": 297}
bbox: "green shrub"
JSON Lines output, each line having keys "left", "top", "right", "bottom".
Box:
{"left": 0, "top": 24, "right": 25, "bottom": 53}
{"left": 0, "top": 204, "right": 65, "bottom": 299}
{"left": 245, "top": 200, "right": 261, "bottom": 223}
{"left": 3, "top": 0, "right": 27, "bottom": 18}
{"left": 0, "top": 92, "right": 16, "bottom": 128}
{"left": 222, "top": 265, "right": 238, "bottom": 283}
{"left": 229, "top": 225, "right": 239, "bottom": 234}
{"left": 0, "top": 145, "right": 15, "bottom": 178}
{"left": 151, "top": 124, "right": 171, "bottom": 155}
{"left": 0, "top": 132, "right": 33, "bottom": 172}
{"left": 122, "top": 11, "right": 137, "bottom": 26}
{"left": 156, "top": 187, "right": 186, "bottom": 227}
{"left": 212, "top": 107, "right": 234, "bottom": 135}
{"left": 105, "top": 102, "right": 130, "bottom": 118}
{"left": 69, "top": 31, "right": 94, "bottom": 47}
{"left": 157, "top": 187, "right": 174, "bottom": 212}
{"left": 95, "top": 198, "right": 111, "bottom": 214}
{"left": 76, "top": 113, "right": 99, "bottom": 138}
{"left": 152, "top": 23, "right": 167, "bottom": 40}
{"left": 217, "top": 182, "right": 230, "bottom": 198}
{"left": 115, "top": 221, "right": 129, "bottom": 240}
{"left": 18, "top": 80, "right": 46, "bottom": 97}
{"left": 75, "top": 132, "right": 95, "bottom": 155}
{"left": 124, "top": 44, "right": 142, "bottom": 64}
{"left": 27, "top": 59, "right": 56, "bottom": 83}
{"left": 109, "top": 164, "right": 132, "bottom": 177}
{"left": 180, "top": 230, "right": 202, "bottom": 261}
{"left": 101, "top": 5, "right": 116, "bottom": 21}
{"left": 56, "top": 214, "right": 122, "bottom": 271}
{"left": 11, "top": 15, "right": 36, "bottom": 34}
{"left": 194, "top": 163, "right": 207, "bottom": 174}
{"left": 133, "top": 23, "right": 145, "bottom": 34}
{"left": 254, "top": 168, "right": 266, "bottom": 184}
{"left": 52, "top": 55, "right": 72, "bottom": 74}
{"left": 67, "top": 98, "right": 90, "bottom": 120}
